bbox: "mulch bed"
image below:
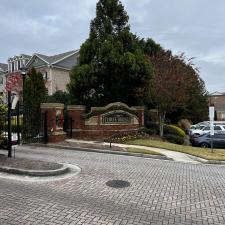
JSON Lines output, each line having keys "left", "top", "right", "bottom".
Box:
{"left": 0, "top": 154, "right": 62, "bottom": 171}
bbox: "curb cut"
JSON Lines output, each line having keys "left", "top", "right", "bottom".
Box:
{"left": 28, "top": 143, "right": 170, "bottom": 161}
{"left": 0, "top": 164, "right": 69, "bottom": 177}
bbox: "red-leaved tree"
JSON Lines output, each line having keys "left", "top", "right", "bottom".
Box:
{"left": 149, "top": 51, "right": 195, "bottom": 137}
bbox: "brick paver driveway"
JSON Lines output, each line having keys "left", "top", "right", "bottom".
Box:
{"left": 1, "top": 146, "right": 225, "bottom": 225}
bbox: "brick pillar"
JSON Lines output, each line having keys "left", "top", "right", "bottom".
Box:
{"left": 40, "top": 103, "right": 66, "bottom": 143}
{"left": 134, "top": 106, "right": 145, "bottom": 127}
{"left": 67, "top": 105, "right": 86, "bottom": 137}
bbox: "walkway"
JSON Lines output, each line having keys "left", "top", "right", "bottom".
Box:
{"left": 66, "top": 139, "right": 201, "bottom": 164}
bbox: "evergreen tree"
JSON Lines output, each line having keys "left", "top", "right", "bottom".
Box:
{"left": 68, "top": 0, "right": 153, "bottom": 107}
{"left": 23, "top": 67, "right": 46, "bottom": 137}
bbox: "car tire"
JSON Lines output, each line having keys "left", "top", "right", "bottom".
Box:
{"left": 200, "top": 142, "right": 210, "bottom": 148}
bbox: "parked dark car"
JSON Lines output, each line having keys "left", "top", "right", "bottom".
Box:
{"left": 191, "top": 132, "right": 225, "bottom": 148}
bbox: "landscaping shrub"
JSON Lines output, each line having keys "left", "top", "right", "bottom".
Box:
{"left": 145, "top": 121, "right": 159, "bottom": 135}
{"left": 139, "top": 127, "right": 155, "bottom": 135}
{"left": 164, "top": 134, "right": 184, "bottom": 145}
{"left": 105, "top": 129, "right": 149, "bottom": 143}
{"left": 168, "top": 125, "right": 185, "bottom": 137}
{"left": 164, "top": 125, "right": 181, "bottom": 137}
{"left": 163, "top": 125, "right": 185, "bottom": 145}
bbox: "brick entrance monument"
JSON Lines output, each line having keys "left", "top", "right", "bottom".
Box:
{"left": 67, "top": 102, "right": 144, "bottom": 140}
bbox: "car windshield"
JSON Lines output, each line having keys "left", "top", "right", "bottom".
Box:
{"left": 203, "top": 126, "right": 210, "bottom": 131}
{"left": 215, "top": 126, "right": 222, "bottom": 130}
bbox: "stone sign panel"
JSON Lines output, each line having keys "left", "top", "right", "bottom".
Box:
{"left": 102, "top": 112, "right": 131, "bottom": 124}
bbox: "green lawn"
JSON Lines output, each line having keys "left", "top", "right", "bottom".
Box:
{"left": 126, "top": 138, "right": 225, "bottom": 161}
{"left": 126, "top": 147, "right": 164, "bottom": 156}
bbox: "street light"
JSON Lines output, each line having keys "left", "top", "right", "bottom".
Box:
{"left": 20, "top": 64, "right": 27, "bottom": 102}
{"left": 19, "top": 65, "right": 27, "bottom": 145}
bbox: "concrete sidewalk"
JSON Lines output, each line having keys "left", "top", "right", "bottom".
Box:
{"left": 66, "top": 139, "right": 201, "bottom": 164}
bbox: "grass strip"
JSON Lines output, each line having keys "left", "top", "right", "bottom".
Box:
{"left": 127, "top": 147, "right": 164, "bottom": 156}
{"left": 126, "top": 139, "right": 225, "bottom": 161}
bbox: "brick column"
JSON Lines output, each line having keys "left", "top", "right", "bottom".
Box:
{"left": 40, "top": 103, "right": 66, "bottom": 143}
{"left": 67, "top": 105, "right": 86, "bottom": 137}
{"left": 134, "top": 106, "right": 145, "bottom": 127}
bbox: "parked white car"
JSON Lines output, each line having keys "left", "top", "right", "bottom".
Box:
{"left": 188, "top": 124, "right": 207, "bottom": 136}
{"left": 191, "top": 125, "right": 225, "bottom": 136}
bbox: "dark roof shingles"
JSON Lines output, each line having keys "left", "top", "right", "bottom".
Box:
{"left": 36, "top": 50, "right": 78, "bottom": 64}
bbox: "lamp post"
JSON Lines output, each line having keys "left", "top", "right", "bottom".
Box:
{"left": 20, "top": 65, "right": 27, "bottom": 102}
{"left": 7, "top": 91, "right": 12, "bottom": 157}
{"left": 20, "top": 65, "right": 27, "bottom": 144}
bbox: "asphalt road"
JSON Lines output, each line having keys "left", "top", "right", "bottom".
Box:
{"left": 1, "top": 146, "right": 225, "bottom": 225}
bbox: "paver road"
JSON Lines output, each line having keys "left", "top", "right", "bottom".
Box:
{"left": 1, "top": 146, "right": 225, "bottom": 225}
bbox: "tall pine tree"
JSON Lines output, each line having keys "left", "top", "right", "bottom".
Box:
{"left": 68, "top": 0, "right": 153, "bottom": 107}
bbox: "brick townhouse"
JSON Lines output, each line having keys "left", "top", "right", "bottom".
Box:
{"left": 208, "top": 91, "right": 225, "bottom": 121}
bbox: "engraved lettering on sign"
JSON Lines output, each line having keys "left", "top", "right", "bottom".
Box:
{"left": 102, "top": 114, "right": 131, "bottom": 124}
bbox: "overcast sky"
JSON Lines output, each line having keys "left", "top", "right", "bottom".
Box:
{"left": 0, "top": 0, "right": 225, "bottom": 93}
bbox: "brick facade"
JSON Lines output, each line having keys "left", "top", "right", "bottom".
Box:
{"left": 209, "top": 93, "right": 225, "bottom": 121}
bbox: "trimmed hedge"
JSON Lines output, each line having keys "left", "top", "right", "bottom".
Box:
{"left": 164, "top": 125, "right": 181, "bottom": 137}
{"left": 168, "top": 125, "right": 185, "bottom": 137}
{"left": 163, "top": 134, "right": 184, "bottom": 145}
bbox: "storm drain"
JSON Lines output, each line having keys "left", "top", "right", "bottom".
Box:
{"left": 106, "top": 180, "right": 130, "bottom": 188}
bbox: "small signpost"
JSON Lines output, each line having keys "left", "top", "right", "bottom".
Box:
{"left": 209, "top": 106, "right": 214, "bottom": 153}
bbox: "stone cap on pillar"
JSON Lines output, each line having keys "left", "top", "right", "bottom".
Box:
{"left": 40, "top": 103, "right": 64, "bottom": 110}
{"left": 67, "top": 105, "right": 86, "bottom": 111}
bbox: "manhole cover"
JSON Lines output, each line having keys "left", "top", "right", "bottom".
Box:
{"left": 106, "top": 180, "right": 130, "bottom": 188}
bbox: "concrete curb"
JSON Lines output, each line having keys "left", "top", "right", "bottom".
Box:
{"left": 188, "top": 155, "right": 225, "bottom": 165}
{"left": 0, "top": 164, "right": 70, "bottom": 177}
{"left": 29, "top": 143, "right": 170, "bottom": 161}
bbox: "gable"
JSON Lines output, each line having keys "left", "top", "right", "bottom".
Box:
{"left": 27, "top": 55, "right": 48, "bottom": 68}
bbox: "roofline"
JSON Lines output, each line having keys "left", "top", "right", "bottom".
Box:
{"left": 26, "top": 54, "right": 49, "bottom": 67}
{"left": 52, "top": 49, "right": 79, "bottom": 65}
{"left": 209, "top": 92, "right": 225, "bottom": 96}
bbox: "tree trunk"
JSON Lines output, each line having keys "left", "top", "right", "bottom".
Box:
{"left": 159, "top": 111, "right": 166, "bottom": 137}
